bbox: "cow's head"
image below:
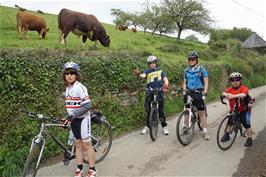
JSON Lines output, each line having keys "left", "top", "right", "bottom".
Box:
{"left": 40, "top": 28, "right": 49, "bottom": 39}
{"left": 92, "top": 28, "right": 110, "bottom": 47}
{"left": 99, "top": 35, "right": 110, "bottom": 47}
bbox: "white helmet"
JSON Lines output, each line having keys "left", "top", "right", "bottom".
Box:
{"left": 63, "top": 61, "right": 80, "bottom": 71}
{"left": 229, "top": 72, "right": 242, "bottom": 78}
{"left": 147, "top": 55, "right": 157, "bottom": 63}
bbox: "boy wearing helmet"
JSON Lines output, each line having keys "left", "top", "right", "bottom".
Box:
{"left": 183, "top": 51, "right": 210, "bottom": 140}
{"left": 134, "top": 55, "right": 170, "bottom": 135}
{"left": 221, "top": 72, "right": 253, "bottom": 147}
{"left": 62, "top": 62, "right": 97, "bottom": 177}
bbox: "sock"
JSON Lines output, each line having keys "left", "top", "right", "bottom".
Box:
{"left": 203, "top": 128, "right": 208, "bottom": 133}
{"left": 89, "top": 167, "right": 96, "bottom": 171}
{"left": 77, "top": 164, "right": 83, "bottom": 171}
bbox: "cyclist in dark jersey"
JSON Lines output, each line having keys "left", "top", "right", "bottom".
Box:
{"left": 134, "top": 55, "right": 170, "bottom": 135}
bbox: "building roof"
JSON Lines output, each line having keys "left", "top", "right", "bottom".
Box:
{"left": 242, "top": 32, "right": 266, "bottom": 48}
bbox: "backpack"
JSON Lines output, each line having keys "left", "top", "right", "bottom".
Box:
{"left": 184, "top": 65, "right": 204, "bottom": 86}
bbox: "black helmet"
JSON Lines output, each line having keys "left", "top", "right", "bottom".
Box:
{"left": 188, "top": 51, "right": 199, "bottom": 59}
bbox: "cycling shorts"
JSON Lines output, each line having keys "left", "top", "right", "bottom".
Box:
{"left": 240, "top": 111, "right": 251, "bottom": 129}
{"left": 70, "top": 117, "right": 91, "bottom": 140}
{"left": 184, "top": 91, "right": 206, "bottom": 111}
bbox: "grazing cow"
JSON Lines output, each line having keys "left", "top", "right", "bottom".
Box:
{"left": 16, "top": 12, "right": 49, "bottom": 39}
{"left": 131, "top": 28, "right": 137, "bottom": 33}
{"left": 58, "top": 8, "right": 110, "bottom": 47}
{"left": 116, "top": 24, "right": 128, "bottom": 31}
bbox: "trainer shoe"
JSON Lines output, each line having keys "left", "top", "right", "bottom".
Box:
{"left": 74, "top": 168, "right": 83, "bottom": 177}
{"left": 141, "top": 126, "right": 149, "bottom": 135}
{"left": 87, "top": 169, "right": 97, "bottom": 177}
{"left": 163, "top": 127, "right": 169, "bottom": 135}
{"left": 244, "top": 138, "right": 252, "bottom": 147}
{"left": 221, "top": 133, "right": 230, "bottom": 142}
{"left": 203, "top": 132, "right": 210, "bottom": 140}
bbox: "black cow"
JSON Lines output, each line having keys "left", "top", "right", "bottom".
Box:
{"left": 58, "top": 8, "right": 110, "bottom": 47}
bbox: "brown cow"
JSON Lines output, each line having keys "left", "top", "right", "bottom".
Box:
{"left": 116, "top": 24, "right": 128, "bottom": 31}
{"left": 16, "top": 12, "right": 49, "bottom": 39}
{"left": 131, "top": 28, "right": 137, "bottom": 33}
{"left": 58, "top": 8, "right": 110, "bottom": 47}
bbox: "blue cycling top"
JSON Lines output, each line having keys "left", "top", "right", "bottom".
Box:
{"left": 143, "top": 67, "right": 167, "bottom": 89}
{"left": 184, "top": 65, "right": 208, "bottom": 90}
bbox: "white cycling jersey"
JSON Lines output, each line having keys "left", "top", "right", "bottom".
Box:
{"left": 65, "top": 81, "right": 91, "bottom": 140}
{"left": 65, "top": 81, "right": 90, "bottom": 118}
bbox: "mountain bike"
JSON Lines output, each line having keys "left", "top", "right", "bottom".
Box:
{"left": 216, "top": 96, "right": 248, "bottom": 150}
{"left": 21, "top": 110, "right": 112, "bottom": 177}
{"left": 145, "top": 87, "right": 162, "bottom": 141}
{"left": 176, "top": 89, "right": 206, "bottom": 146}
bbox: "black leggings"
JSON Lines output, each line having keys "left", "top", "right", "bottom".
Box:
{"left": 144, "top": 91, "right": 167, "bottom": 128}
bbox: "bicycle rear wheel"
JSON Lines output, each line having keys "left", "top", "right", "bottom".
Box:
{"left": 149, "top": 107, "right": 159, "bottom": 141}
{"left": 83, "top": 120, "right": 113, "bottom": 164}
{"left": 22, "top": 139, "right": 44, "bottom": 177}
{"left": 176, "top": 109, "right": 195, "bottom": 146}
{"left": 216, "top": 115, "right": 238, "bottom": 150}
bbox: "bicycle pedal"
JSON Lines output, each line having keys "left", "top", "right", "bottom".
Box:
{"left": 63, "top": 159, "right": 70, "bottom": 166}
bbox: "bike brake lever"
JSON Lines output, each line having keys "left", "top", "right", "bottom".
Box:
{"left": 51, "top": 117, "right": 60, "bottom": 124}
{"left": 220, "top": 95, "right": 227, "bottom": 105}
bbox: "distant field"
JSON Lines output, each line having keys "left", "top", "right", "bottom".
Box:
{"left": 0, "top": 6, "right": 209, "bottom": 63}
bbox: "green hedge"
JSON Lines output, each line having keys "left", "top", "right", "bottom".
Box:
{"left": 0, "top": 48, "right": 265, "bottom": 177}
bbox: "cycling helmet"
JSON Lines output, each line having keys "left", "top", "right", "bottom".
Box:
{"left": 147, "top": 55, "right": 157, "bottom": 63}
{"left": 188, "top": 51, "right": 199, "bottom": 59}
{"left": 63, "top": 61, "right": 80, "bottom": 71}
{"left": 229, "top": 72, "right": 242, "bottom": 79}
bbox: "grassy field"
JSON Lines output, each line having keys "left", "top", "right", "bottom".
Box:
{"left": 0, "top": 5, "right": 209, "bottom": 63}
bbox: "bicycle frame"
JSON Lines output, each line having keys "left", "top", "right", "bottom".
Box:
{"left": 183, "top": 92, "right": 199, "bottom": 127}
{"left": 22, "top": 111, "right": 73, "bottom": 172}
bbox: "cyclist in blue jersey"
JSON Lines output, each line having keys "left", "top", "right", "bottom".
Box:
{"left": 134, "top": 55, "right": 170, "bottom": 135}
{"left": 183, "top": 51, "right": 210, "bottom": 140}
{"left": 62, "top": 62, "right": 97, "bottom": 177}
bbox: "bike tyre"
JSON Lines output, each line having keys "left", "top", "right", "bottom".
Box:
{"left": 83, "top": 120, "right": 113, "bottom": 164}
{"left": 22, "top": 141, "right": 43, "bottom": 177}
{"left": 216, "top": 115, "right": 238, "bottom": 151}
{"left": 149, "top": 107, "right": 159, "bottom": 141}
{"left": 176, "top": 110, "right": 195, "bottom": 146}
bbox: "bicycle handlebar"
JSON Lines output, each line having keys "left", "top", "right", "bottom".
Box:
{"left": 144, "top": 87, "right": 163, "bottom": 92}
{"left": 20, "top": 109, "right": 61, "bottom": 123}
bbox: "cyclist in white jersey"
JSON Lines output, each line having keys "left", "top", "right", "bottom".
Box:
{"left": 63, "top": 62, "right": 97, "bottom": 177}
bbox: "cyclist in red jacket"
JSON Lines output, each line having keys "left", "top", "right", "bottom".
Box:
{"left": 222, "top": 72, "right": 253, "bottom": 147}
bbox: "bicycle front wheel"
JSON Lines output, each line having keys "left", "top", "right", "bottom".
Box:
{"left": 216, "top": 115, "right": 238, "bottom": 151}
{"left": 149, "top": 107, "right": 159, "bottom": 141}
{"left": 176, "top": 109, "right": 195, "bottom": 146}
{"left": 83, "top": 120, "right": 113, "bottom": 164}
{"left": 22, "top": 140, "right": 44, "bottom": 177}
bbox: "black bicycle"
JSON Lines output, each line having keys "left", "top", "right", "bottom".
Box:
{"left": 176, "top": 89, "right": 206, "bottom": 146}
{"left": 145, "top": 87, "right": 163, "bottom": 141}
{"left": 216, "top": 96, "right": 245, "bottom": 150}
{"left": 21, "top": 110, "right": 112, "bottom": 177}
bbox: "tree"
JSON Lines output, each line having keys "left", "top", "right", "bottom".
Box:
{"left": 185, "top": 34, "right": 199, "bottom": 42}
{"left": 140, "top": 2, "right": 175, "bottom": 36}
{"left": 209, "top": 27, "right": 253, "bottom": 42}
{"left": 137, "top": 11, "right": 152, "bottom": 33}
{"left": 162, "top": 0, "right": 213, "bottom": 40}
{"left": 111, "top": 8, "right": 129, "bottom": 28}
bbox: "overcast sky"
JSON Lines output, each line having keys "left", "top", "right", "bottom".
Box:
{"left": 1, "top": 0, "right": 266, "bottom": 43}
